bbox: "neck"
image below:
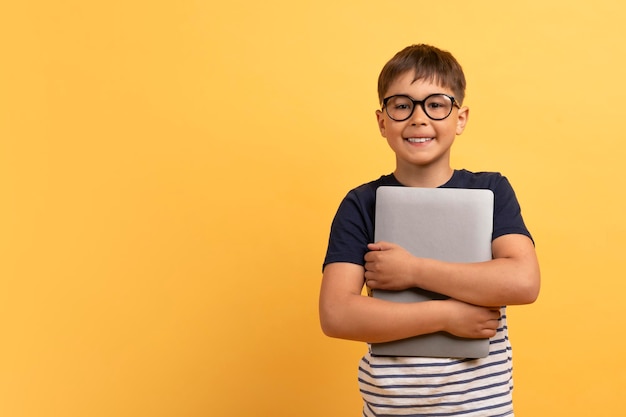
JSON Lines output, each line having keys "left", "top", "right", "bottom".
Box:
{"left": 393, "top": 163, "right": 454, "bottom": 188}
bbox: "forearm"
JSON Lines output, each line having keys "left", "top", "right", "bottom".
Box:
{"left": 414, "top": 258, "right": 537, "bottom": 306}
{"left": 320, "top": 291, "right": 447, "bottom": 343}
{"left": 411, "top": 235, "right": 540, "bottom": 306}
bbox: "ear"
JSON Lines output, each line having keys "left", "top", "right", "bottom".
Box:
{"left": 455, "top": 106, "right": 469, "bottom": 135}
{"left": 375, "top": 109, "right": 386, "bottom": 137}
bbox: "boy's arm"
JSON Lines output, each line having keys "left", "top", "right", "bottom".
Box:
{"left": 319, "top": 262, "right": 501, "bottom": 343}
{"left": 364, "top": 234, "right": 540, "bottom": 307}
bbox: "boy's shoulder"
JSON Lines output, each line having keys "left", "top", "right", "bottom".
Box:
{"left": 343, "top": 174, "right": 402, "bottom": 204}
{"left": 444, "top": 169, "right": 507, "bottom": 189}
{"left": 351, "top": 173, "right": 400, "bottom": 193}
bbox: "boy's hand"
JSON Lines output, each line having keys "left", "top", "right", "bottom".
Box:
{"left": 443, "top": 299, "right": 501, "bottom": 339}
{"left": 364, "top": 242, "right": 417, "bottom": 290}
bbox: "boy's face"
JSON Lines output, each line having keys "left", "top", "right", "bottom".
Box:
{"left": 376, "top": 71, "right": 468, "bottom": 177}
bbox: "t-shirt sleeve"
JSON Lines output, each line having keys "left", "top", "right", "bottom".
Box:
{"left": 322, "top": 191, "right": 374, "bottom": 270}
{"left": 492, "top": 176, "right": 533, "bottom": 243}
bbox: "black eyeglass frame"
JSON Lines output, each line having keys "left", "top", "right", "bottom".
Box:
{"left": 381, "top": 93, "right": 461, "bottom": 121}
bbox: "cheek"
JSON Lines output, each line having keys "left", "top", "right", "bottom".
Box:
{"left": 381, "top": 122, "right": 405, "bottom": 138}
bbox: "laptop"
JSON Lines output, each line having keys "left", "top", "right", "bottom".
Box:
{"left": 370, "top": 186, "right": 494, "bottom": 358}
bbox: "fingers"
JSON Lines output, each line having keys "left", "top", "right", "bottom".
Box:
{"left": 363, "top": 270, "right": 377, "bottom": 288}
{"left": 364, "top": 242, "right": 390, "bottom": 263}
{"left": 367, "top": 242, "right": 385, "bottom": 252}
{"left": 445, "top": 300, "right": 503, "bottom": 338}
{"left": 489, "top": 307, "right": 502, "bottom": 318}
{"left": 482, "top": 308, "right": 502, "bottom": 336}
{"left": 368, "top": 241, "right": 399, "bottom": 251}
{"left": 363, "top": 243, "right": 387, "bottom": 287}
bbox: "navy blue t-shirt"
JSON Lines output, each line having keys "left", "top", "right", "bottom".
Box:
{"left": 323, "top": 169, "right": 532, "bottom": 270}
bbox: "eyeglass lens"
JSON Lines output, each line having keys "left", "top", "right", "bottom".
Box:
{"left": 385, "top": 94, "right": 454, "bottom": 121}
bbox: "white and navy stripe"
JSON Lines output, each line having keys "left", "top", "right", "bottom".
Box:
{"left": 359, "top": 307, "right": 514, "bottom": 417}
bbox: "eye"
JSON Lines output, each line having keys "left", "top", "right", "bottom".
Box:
{"left": 426, "top": 100, "right": 446, "bottom": 109}
{"left": 387, "top": 96, "right": 413, "bottom": 110}
{"left": 425, "top": 95, "right": 452, "bottom": 111}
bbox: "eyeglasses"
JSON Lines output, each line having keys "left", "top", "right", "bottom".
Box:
{"left": 382, "top": 94, "right": 460, "bottom": 121}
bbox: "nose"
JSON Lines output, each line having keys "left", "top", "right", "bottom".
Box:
{"left": 409, "top": 103, "right": 429, "bottom": 125}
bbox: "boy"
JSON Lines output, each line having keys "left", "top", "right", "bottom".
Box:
{"left": 319, "top": 44, "right": 540, "bottom": 416}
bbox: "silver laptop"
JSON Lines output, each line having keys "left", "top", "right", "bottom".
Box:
{"left": 370, "top": 186, "right": 494, "bottom": 358}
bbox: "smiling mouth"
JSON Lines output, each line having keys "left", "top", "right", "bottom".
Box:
{"left": 406, "top": 138, "right": 434, "bottom": 143}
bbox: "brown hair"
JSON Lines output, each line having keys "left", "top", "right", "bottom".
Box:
{"left": 377, "top": 44, "right": 466, "bottom": 105}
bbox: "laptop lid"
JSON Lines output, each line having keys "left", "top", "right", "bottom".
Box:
{"left": 370, "top": 186, "right": 494, "bottom": 358}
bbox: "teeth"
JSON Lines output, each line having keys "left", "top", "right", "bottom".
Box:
{"left": 407, "top": 138, "right": 433, "bottom": 143}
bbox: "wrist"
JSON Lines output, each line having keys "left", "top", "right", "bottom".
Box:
{"left": 434, "top": 299, "right": 452, "bottom": 333}
{"left": 409, "top": 256, "right": 425, "bottom": 288}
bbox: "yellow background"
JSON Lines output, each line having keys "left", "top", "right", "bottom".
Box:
{"left": 1, "top": 1, "right": 625, "bottom": 416}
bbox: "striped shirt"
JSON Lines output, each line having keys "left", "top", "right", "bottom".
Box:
{"left": 359, "top": 306, "right": 513, "bottom": 416}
